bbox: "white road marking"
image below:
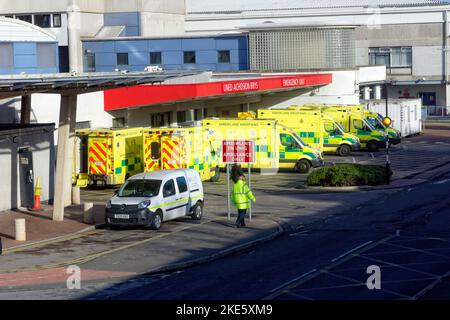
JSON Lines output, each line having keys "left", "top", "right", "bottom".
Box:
{"left": 331, "top": 241, "right": 374, "bottom": 263}
{"left": 433, "top": 179, "right": 450, "bottom": 185}
{"left": 269, "top": 269, "right": 318, "bottom": 293}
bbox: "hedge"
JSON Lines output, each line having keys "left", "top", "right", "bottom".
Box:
{"left": 307, "top": 164, "right": 392, "bottom": 187}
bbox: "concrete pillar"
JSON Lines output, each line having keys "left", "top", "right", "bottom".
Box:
{"left": 363, "top": 87, "right": 371, "bottom": 100}
{"left": 246, "top": 103, "right": 250, "bottom": 112}
{"left": 53, "top": 94, "right": 77, "bottom": 222}
{"left": 170, "top": 110, "right": 178, "bottom": 127}
{"left": 67, "top": 9, "right": 82, "bottom": 73}
{"left": 187, "top": 109, "right": 195, "bottom": 122}
{"left": 72, "top": 186, "right": 81, "bottom": 205}
{"left": 20, "top": 95, "right": 31, "bottom": 124}
{"left": 199, "top": 108, "right": 205, "bottom": 121}
{"left": 374, "top": 85, "right": 382, "bottom": 100}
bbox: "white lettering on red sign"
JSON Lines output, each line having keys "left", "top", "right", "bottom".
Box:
{"left": 222, "top": 140, "right": 255, "bottom": 164}
{"left": 222, "top": 81, "right": 259, "bottom": 93}
{"left": 282, "top": 78, "right": 306, "bottom": 88}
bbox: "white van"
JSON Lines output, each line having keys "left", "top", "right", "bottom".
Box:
{"left": 105, "top": 169, "right": 204, "bottom": 230}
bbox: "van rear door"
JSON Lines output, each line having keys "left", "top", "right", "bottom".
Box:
{"left": 88, "top": 135, "right": 109, "bottom": 177}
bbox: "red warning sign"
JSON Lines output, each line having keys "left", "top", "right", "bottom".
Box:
{"left": 222, "top": 140, "right": 255, "bottom": 164}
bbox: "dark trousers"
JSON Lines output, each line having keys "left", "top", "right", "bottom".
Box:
{"left": 236, "top": 209, "right": 247, "bottom": 226}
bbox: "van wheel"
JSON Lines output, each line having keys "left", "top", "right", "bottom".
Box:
{"left": 295, "top": 160, "right": 311, "bottom": 174}
{"left": 191, "top": 203, "right": 203, "bottom": 220}
{"left": 367, "top": 141, "right": 379, "bottom": 152}
{"left": 210, "top": 167, "right": 220, "bottom": 182}
{"left": 150, "top": 211, "right": 163, "bottom": 230}
{"left": 338, "top": 144, "right": 352, "bottom": 157}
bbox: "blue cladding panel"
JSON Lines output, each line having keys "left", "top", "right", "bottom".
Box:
{"left": 182, "top": 38, "right": 216, "bottom": 51}
{"left": 14, "top": 42, "right": 36, "bottom": 55}
{"left": 149, "top": 39, "right": 182, "bottom": 51}
{"left": 196, "top": 50, "right": 217, "bottom": 64}
{"left": 125, "top": 26, "right": 140, "bottom": 37}
{"left": 83, "top": 41, "right": 115, "bottom": 53}
{"left": 216, "top": 38, "right": 241, "bottom": 50}
{"left": 14, "top": 55, "right": 37, "bottom": 68}
{"left": 129, "top": 52, "right": 149, "bottom": 65}
{"left": 115, "top": 40, "right": 148, "bottom": 52}
{"left": 95, "top": 53, "right": 116, "bottom": 67}
{"left": 162, "top": 51, "right": 182, "bottom": 65}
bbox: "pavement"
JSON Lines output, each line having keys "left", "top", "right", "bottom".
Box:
{"left": 1, "top": 123, "right": 450, "bottom": 292}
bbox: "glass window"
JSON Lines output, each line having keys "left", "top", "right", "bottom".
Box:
{"left": 218, "top": 50, "right": 230, "bottom": 63}
{"left": 85, "top": 53, "right": 95, "bottom": 72}
{"left": 369, "top": 47, "right": 412, "bottom": 68}
{"left": 5, "top": 15, "right": 14, "bottom": 19}
{"left": 117, "top": 53, "right": 129, "bottom": 66}
{"left": 16, "top": 15, "right": 32, "bottom": 23}
{"left": 176, "top": 176, "right": 188, "bottom": 193}
{"left": 150, "top": 52, "right": 162, "bottom": 65}
{"left": 151, "top": 142, "right": 160, "bottom": 160}
{"left": 280, "top": 133, "right": 300, "bottom": 148}
{"left": 113, "top": 117, "right": 126, "bottom": 128}
{"left": 34, "top": 14, "right": 51, "bottom": 28}
{"left": 163, "top": 179, "right": 176, "bottom": 198}
{"left": 53, "top": 14, "right": 62, "bottom": 28}
{"left": 118, "top": 179, "right": 162, "bottom": 198}
{"left": 177, "top": 111, "right": 187, "bottom": 123}
{"left": 184, "top": 51, "right": 196, "bottom": 64}
{"left": 353, "top": 119, "right": 364, "bottom": 130}
{"left": 0, "top": 43, "right": 13, "bottom": 69}
{"left": 37, "top": 43, "right": 56, "bottom": 68}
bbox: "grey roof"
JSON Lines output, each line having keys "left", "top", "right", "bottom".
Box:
{"left": 187, "top": 0, "right": 449, "bottom": 14}
{"left": 0, "top": 70, "right": 200, "bottom": 99}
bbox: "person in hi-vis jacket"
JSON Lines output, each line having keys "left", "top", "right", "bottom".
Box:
{"left": 231, "top": 172, "right": 256, "bottom": 228}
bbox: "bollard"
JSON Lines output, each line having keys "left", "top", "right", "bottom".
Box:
{"left": 83, "top": 202, "right": 94, "bottom": 224}
{"left": 15, "top": 219, "right": 26, "bottom": 241}
{"left": 72, "top": 186, "right": 81, "bottom": 205}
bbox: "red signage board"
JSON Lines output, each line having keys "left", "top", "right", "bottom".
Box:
{"left": 222, "top": 140, "right": 255, "bottom": 164}
{"left": 222, "top": 80, "right": 260, "bottom": 93}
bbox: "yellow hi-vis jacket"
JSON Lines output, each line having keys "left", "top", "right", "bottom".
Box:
{"left": 231, "top": 179, "right": 256, "bottom": 210}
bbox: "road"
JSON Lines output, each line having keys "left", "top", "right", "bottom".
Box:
{"left": 23, "top": 172, "right": 445, "bottom": 300}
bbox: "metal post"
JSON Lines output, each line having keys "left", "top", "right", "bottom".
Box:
{"left": 248, "top": 164, "right": 252, "bottom": 221}
{"left": 385, "top": 82, "right": 389, "bottom": 117}
{"left": 227, "top": 164, "right": 231, "bottom": 222}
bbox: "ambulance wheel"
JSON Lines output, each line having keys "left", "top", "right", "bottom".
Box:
{"left": 210, "top": 167, "right": 220, "bottom": 182}
{"left": 191, "top": 202, "right": 203, "bottom": 220}
{"left": 150, "top": 211, "right": 163, "bottom": 230}
{"left": 367, "top": 141, "right": 379, "bottom": 152}
{"left": 295, "top": 160, "right": 311, "bottom": 174}
{"left": 338, "top": 144, "right": 352, "bottom": 157}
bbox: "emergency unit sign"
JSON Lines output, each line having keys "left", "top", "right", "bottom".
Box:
{"left": 222, "top": 140, "right": 255, "bottom": 164}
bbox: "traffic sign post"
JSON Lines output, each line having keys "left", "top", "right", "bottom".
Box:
{"left": 222, "top": 140, "right": 255, "bottom": 223}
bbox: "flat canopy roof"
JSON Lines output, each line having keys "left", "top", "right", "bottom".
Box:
{"left": 0, "top": 70, "right": 200, "bottom": 99}
{"left": 104, "top": 73, "right": 333, "bottom": 111}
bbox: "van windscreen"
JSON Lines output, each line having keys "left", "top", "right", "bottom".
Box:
{"left": 118, "top": 179, "right": 162, "bottom": 197}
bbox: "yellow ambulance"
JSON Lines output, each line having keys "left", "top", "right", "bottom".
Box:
{"left": 255, "top": 108, "right": 361, "bottom": 157}
{"left": 142, "top": 126, "right": 220, "bottom": 182}
{"left": 73, "top": 127, "right": 143, "bottom": 187}
{"left": 203, "top": 118, "right": 323, "bottom": 174}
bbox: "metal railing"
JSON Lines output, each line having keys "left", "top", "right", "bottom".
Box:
{"left": 423, "top": 106, "right": 450, "bottom": 118}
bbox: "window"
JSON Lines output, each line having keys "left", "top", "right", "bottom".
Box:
{"left": 177, "top": 111, "right": 187, "bottom": 124}
{"left": 53, "top": 14, "right": 62, "bottom": 28}
{"left": 184, "top": 51, "right": 196, "bottom": 64}
{"left": 369, "top": 47, "right": 412, "bottom": 68}
{"left": 0, "top": 43, "right": 13, "bottom": 69}
{"left": 85, "top": 53, "right": 95, "bottom": 72}
{"left": 150, "top": 52, "right": 162, "bottom": 65}
{"left": 176, "top": 177, "right": 188, "bottom": 193}
{"left": 353, "top": 119, "right": 368, "bottom": 131}
{"left": 280, "top": 134, "right": 300, "bottom": 149}
{"left": 37, "top": 43, "right": 56, "bottom": 68}
{"left": 117, "top": 53, "right": 129, "bottom": 66}
{"left": 163, "top": 179, "right": 176, "bottom": 198}
{"left": 113, "top": 117, "right": 126, "bottom": 128}
{"left": 5, "top": 15, "right": 14, "bottom": 19}
{"left": 218, "top": 50, "right": 231, "bottom": 63}
{"left": 34, "top": 14, "right": 51, "bottom": 28}
{"left": 151, "top": 142, "right": 160, "bottom": 160}
{"left": 16, "top": 15, "right": 32, "bottom": 23}
{"left": 118, "top": 179, "right": 162, "bottom": 198}
{"left": 75, "top": 121, "right": 91, "bottom": 130}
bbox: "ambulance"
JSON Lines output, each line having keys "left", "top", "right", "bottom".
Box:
{"left": 203, "top": 118, "right": 323, "bottom": 174}
{"left": 73, "top": 127, "right": 144, "bottom": 187}
{"left": 254, "top": 108, "right": 360, "bottom": 157}
{"left": 301, "top": 105, "right": 388, "bottom": 152}
{"left": 142, "top": 126, "right": 220, "bottom": 182}
{"left": 347, "top": 105, "right": 402, "bottom": 145}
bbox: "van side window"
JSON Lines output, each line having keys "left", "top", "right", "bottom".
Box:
{"left": 280, "top": 133, "right": 299, "bottom": 149}
{"left": 163, "top": 179, "right": 176, "bottom": 198}
{"left": 353, "top": 119, "right": 364, "bottom": 130}
{"left": 151, "top": 142, "right": 160, "bottom": 160}
{"left": 176, "top": 176, "right": 188, "bottom": 193}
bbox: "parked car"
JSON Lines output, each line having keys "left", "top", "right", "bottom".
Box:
{"left": 105, "top": 169, "right": 204, "bottom": 230}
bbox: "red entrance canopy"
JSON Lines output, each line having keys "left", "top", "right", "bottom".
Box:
{"left": 104, "top": 73, "right": 332, "bottom": 111}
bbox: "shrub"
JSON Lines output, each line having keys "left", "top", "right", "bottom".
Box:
{"left": 306, "top": 164, "right": 392, "bottom": 187}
